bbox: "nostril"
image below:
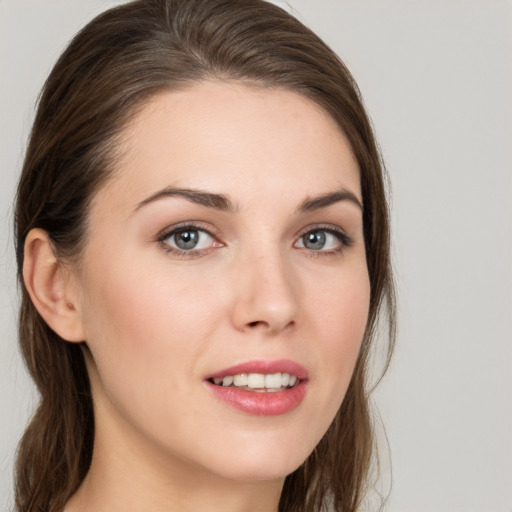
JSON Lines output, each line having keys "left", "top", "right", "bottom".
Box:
{"left": 246, "top": 319, "right": 295, "bottom": 330}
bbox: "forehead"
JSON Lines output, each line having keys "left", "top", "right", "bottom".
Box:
{"left": 96, "top": 80, "right": 360, "bottom": 214}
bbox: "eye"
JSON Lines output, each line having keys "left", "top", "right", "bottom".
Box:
{"left": 295, "top": 227, "right": 352, "bottom": 253}
{"left": 158, "top": 225, "right": 221, "bottom": 254}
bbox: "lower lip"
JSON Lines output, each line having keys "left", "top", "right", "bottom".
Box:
{"left": 205, "top": 380, "right": 308, "bottom": 416}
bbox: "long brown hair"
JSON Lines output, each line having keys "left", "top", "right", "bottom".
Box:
{"left": 14, "top": 1, "right": 395, "bottom": 510}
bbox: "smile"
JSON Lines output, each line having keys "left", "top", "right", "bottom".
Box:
{"left": 205, "top": 360, "right": 308, "bottom": 415}
{"left": 209, "top": 372, "right": 299, "bottom": 392}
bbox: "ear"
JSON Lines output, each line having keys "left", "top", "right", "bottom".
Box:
{"left": 23, "top": 228, "right": 85, "bottom": 342}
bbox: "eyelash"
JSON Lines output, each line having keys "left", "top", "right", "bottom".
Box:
{"left": 156, "top": 223, "right": 353, "bottom": 258}
{"left": 156, "top": 223, "right": 221, "bottom": 258}
{"left": 295, "top": 224, "right": 353, "bottom": 258}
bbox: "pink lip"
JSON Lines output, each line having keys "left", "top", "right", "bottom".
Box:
{"left": 205, "top": 359, "right": 309, "bottom": 416}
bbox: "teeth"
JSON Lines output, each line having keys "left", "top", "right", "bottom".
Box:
{"left": 233, "top": 374, "right": 248, "bottom": 386}
{"left": 248, "top": 373, "right": 265, "bottom": 388}
{"left": 222, "top": 375, "right": 233, "bottom": 387}
{"left": 211, "top": 372, "right": 299, "bottom": 390}
{"left": 265, "top": 373, "right": 282, "bottom": 388}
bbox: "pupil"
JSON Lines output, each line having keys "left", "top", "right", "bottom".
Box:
{"left": 175, "top": 230, "right": 199, "bottom": 249}
{"left": 304, "top": 231, "right": 326, "bottom": 250}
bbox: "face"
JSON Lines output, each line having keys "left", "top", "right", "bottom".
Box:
{"left": 74, "top": 81, "right": 370, "bottom": 484}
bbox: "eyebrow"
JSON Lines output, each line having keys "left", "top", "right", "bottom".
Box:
{"left": 135, "top": 187, "right": 236, "bottom": 212}
{"left": 134, "top": 186, "right": 362, "bottom": 214}
{"left": 298, "top": 189, "right": 363, "bottom": 212}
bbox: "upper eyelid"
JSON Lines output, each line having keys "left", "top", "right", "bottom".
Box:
{"left": 295, "top": 223, "right": 349, "bottom": 238}
{"left": 156, "top": 222, "right": 219, "bottom": 242}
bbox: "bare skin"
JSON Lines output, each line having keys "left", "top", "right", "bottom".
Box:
{"left": 25, "top": 81, "right": 369, "bottom": 511}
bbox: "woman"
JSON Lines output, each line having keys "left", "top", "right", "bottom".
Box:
{"left": 14, "top": 0, "right": 395, "bottom": 511}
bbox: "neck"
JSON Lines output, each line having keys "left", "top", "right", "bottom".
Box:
{"left": 67, "top": 457, "right": 283, "bottom": 512}
{"left": 64, "top": 386, "right": 284, "bottom": 512}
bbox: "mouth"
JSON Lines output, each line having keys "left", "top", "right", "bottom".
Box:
{"left": 205, "top": 360, "right": 308, "bottom": 415}
{"left": 208, "top": 372, "right": 300, "bottom": 393}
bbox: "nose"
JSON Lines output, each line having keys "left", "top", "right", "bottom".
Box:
{"left": 230, "top": 249, "right": 299, "bottom": 335}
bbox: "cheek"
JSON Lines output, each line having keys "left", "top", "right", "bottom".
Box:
{"left": 304, "top": 264, "right": 370, "bottom": 403}
{"left": 78, "top": 255, "right": 219, "bottom": 410}
{"left": 83, "top": 249, "right": 219, "bottom": 341}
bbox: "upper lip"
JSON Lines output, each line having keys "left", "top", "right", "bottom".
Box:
{"left": 206, "top": 359, "right": 309, "bottom": 381}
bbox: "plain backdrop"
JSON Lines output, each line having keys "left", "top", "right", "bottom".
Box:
{"left": 1, "top": 1, "right": 511, "bottom": 511}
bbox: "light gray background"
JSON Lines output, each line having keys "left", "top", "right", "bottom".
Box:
{"left": 1, "top": 1, "right": 511, "bottom": 511}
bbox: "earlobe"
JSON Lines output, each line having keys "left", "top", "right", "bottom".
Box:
{"left": 23, "top": 228, "right": 85, "bottom": 343}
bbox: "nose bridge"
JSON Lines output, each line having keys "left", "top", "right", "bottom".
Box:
{"left": 230, "top": 236, "right": 299, "bottom": 333}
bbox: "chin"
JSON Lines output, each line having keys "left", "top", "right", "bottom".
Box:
{"left": 194, "top": 433, "right": 314, "bottom": 483}
{"left": 212, "top": 458, "right": 304, "bottom": 483}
